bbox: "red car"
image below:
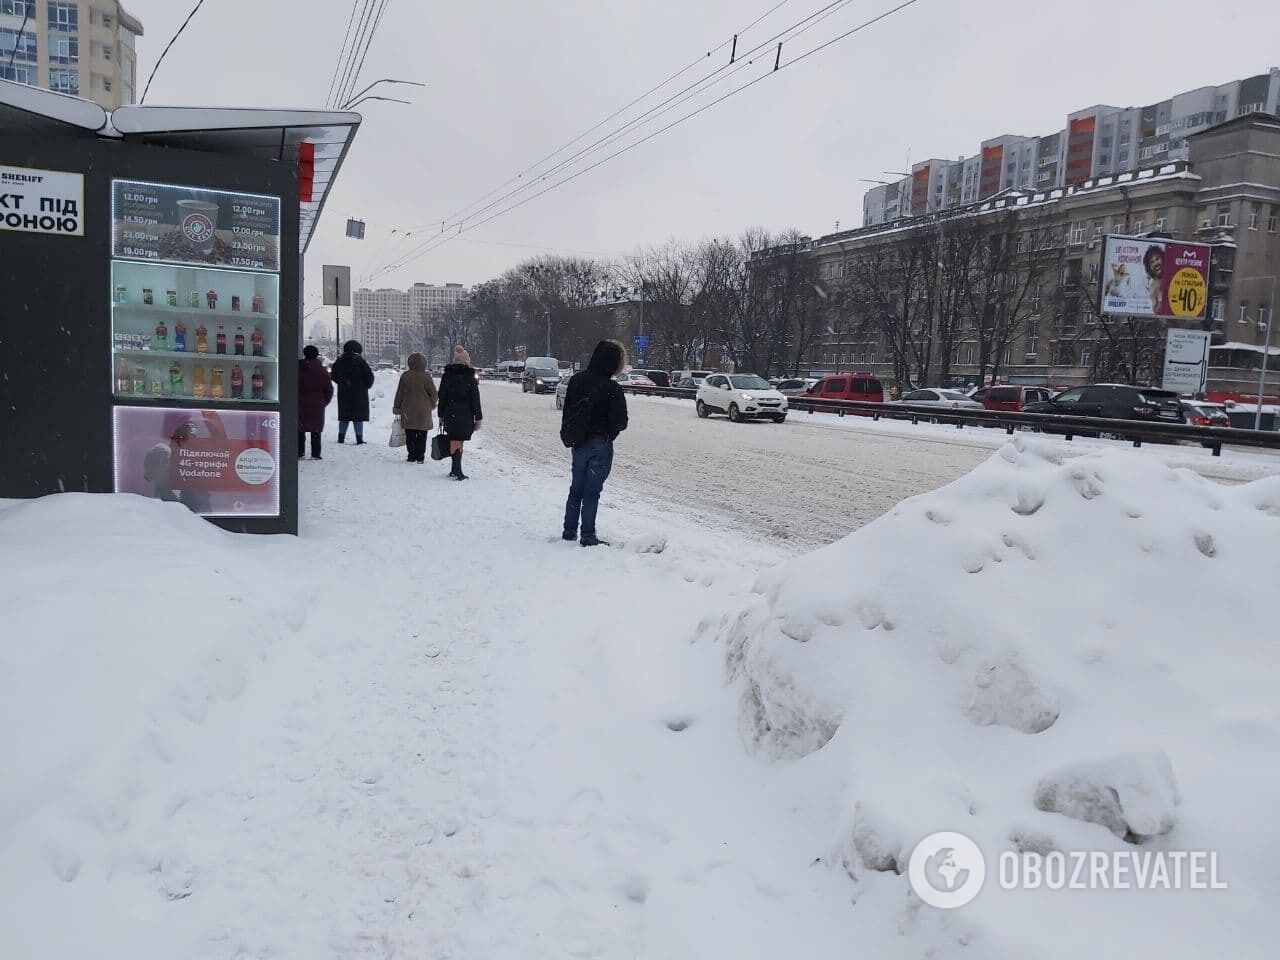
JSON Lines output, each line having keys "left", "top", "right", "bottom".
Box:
{"left": 807, "top": 373, "right": 885, "bottom": 406}
{"left": 971, "top": 384, "right": 1053, "bottom": 412}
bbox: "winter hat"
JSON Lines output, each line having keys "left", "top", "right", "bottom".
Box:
{"left": 453, "top": 346, "right": 471, "bottom": 366}
{"left": 303, "top": 345, "right": 319, "bottom": 359}
{"left": 343, "top": 339, "right": 363, "bottom": 355}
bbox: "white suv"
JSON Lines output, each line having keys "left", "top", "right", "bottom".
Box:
{"left": 696, "top": 374, "right": 788, "bottom": 423}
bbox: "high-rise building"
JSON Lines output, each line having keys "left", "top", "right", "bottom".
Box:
{"left": 863, "top": 67, "right": 1280, "bottom": 226}
{"left": 1, "top": 2, "right": 143, "bottom": 109}
{"left": 353, "top": 282, "right": 468, "bottom": 359}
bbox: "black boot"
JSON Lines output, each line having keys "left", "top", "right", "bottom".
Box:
{"left": 449, "top": 451, "right": 462, "bottom": 478}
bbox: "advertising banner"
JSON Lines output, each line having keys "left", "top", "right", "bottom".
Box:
{"left": 1161, "top": 329, "right": 1210, "bottom": 394}
{"left": 1100, "top": 236, "right": 1210, "bottom": 322}
{"left": 0, "top": 164, "right": 84, "bottom": 236}
{"left": 113, "top": 406, "right": 280, "bottom": 517}
{"left": 112, "top": 180, "right": 281, "bottom": 271}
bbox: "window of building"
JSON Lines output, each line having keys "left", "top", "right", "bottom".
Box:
{"left": 47, "top": 1, "right": 77, "bottom": 31}
{"left": 47, "top": 33, "right": 77, "bottom": 63}
{"left": 1027, "top": 333, "right": 1039, "bottom": 356}
{"left": 1155, "top": 217, "right": 1166, "bottom": 231}
{"left": 1212, "top": 298, "right": 1224, "bottom": 321}
{"left": 1239, "top": 304, "right": 1250, "bottom": 325}
{"left": 1218, "top": 205, "right": 1232, "bottom": 227}
{"left": 48, "top": 67, "right": 78, "bottom": 95}
{"left": 1249, "top": 203, "right": 1260, "bottom": 230}
{"left": 1089, "top": 262, "right": 1099, "bottom": 282}
{"left": 0, "top": 27, "right": 37, "bottom": 62}
{"left": 0, "top": 1, "right": 35, "bottom": 14}
{"left": 0, "top": 63, "right": 36, "bottom": 84}
{"left": 1081, "top": 349, "right": 1092, "bottom": 367}
{"left": 1133, "top": 219, "right": 1144, "bottom": 235}
{"left": 1031, "top": 287, "right": 1042, "bottom": 313}
{"left": 964, "top": 346, "right": 975, "bottom": 366}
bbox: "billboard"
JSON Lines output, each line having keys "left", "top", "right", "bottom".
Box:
{"left": 1099, "top": 236, "right": 1211, "bottom": 322}
{"left": 0, "top": 164, "right": 84, "bottom": 236}
{"left": 113, "top": 406, "right": 281, "bottom": 518}
{"left": 1161, "top": 329, "right": 1210, "bottom": 394}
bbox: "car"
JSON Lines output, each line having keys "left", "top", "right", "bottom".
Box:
{"left": 632, "top": 369, "right": 671, "bottom": 387}
{"left": 806, "top": 373, "right": 885, "bottom": 407}
{"left": 775, "top": 377, "right": 818, "bottom": 396}
{"left": 971, "top": 384, "right": 1054, "bottom": 411}
{"left": 676, "top": 376, "right": 706, "bottom": 389}
{"left": 672, "top": 369, "right": 713, "bottom": 387}
{"left": 1179, "top": 399, "right": 1231, "bottom": 427}
{"left": 896, "top": 388, "right": 984, "bottom": 409}
{"left": 617, "top": 372, "right": 657, "bottom": 387}
{"left": 522, "top": 357, "right": 562, "bottom": 394}
{"left": 696, "top": 373, "right": 788, "bottom": 422}
{"left": 555, "top": 376, "right": 570, "bottom": 410}
{"left": 1023, "top": 384, "right": 1186, "bottom": 427}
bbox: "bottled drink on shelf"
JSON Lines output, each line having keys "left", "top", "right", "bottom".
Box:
{"left": 154, "top": 318, "right": 169, "bottom": 351}
{"left": 251, "top": 366, "right": 265, "bottom": 400}
{"left": 166, "top": 290, "right": 178, "bottom": 308}
{"left": 211, "top": 366, "right": 226, "bottom": 400}
{"left": 174, "top": 323, "right": 187, "bottom": 352}
{"left": 114, "top": 285, "right": 127, "bottom": 304}
{"left": 234, "top": 326, "right": 245, "bottom": 355}
{"left": 231, "top": 364, "right": 244, "bottom": 399}
{"left": 206, "top": 290, "right": 218, "bottom": 310}
{"left": 251, "top": 326, "right": 264, "bottom": 357}
{"left": 115, "top": 358, "right": 132, "bottom": 394}
{"left": 252, "top": 295, "right": 264, "bottom": 314}
{"left": 192, "top": 364, "right": 207, "bottom": 399}
{"left": 150, "top": 366, "right": 165, "bottom": 396}
{"left": 142, "top": 288, "right": 154, "bottom": 305}
{"left": 195, "top": 324, "right": 208, "bottom": 354}
{"left": 216, "top": 325, "right": 227, "bottom": 354}
{"left": 232, "top": 296, "right": 241, "bottom": 312}
{"left": 189, "top": 290, "right": 200, "bottom": 308}
{"left": 169, "top": 361, "right": 184, "bottom": 395}
{"left": 132, "top": 365, "right": 146, "bottom": 395}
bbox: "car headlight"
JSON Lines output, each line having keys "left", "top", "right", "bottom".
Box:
{"left": 741, "top": 394, "right": 755, "bottom": 401}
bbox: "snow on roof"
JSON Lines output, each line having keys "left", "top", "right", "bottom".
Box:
{"left": 1210, "top": 341, "right": 1280, "bottom": 356}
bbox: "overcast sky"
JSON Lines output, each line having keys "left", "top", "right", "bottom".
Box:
{"left": 124, "top": 0, "right": 1278, "bottom": 313}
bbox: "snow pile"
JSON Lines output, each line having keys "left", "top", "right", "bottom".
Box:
{"left": 712, "top": 435, "right": 1280, "bottom": 957}
{"left": 0, "top": 493, "right": 306, "bottom": 958}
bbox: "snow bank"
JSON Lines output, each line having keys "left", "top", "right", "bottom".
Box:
{"left": 712, "top": 435, "right": 1280, "bottom": 957}
{"left": 0, "top": 493, "right": 307, "bottom": 957}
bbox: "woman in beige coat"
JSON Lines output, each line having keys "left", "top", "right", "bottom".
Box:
{"left": 392, "top": 353, "right": 439, "bottom": 463}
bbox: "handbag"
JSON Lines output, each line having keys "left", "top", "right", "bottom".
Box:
{"left": 389, "top": 416, "right": 406, "bottom": 448}
{"left": 430, "top": 428, "right": 449, "bottom": 461}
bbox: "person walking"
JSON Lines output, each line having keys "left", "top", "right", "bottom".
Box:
{"left": 561, "top": 339, "right": 628, "bottom": 546}
{"left": 298, "top": 344, "right": 334, "bottom": 460}
{"left": 392, "top": 352, "right": 439, "bottom": 464}
{"left": 436, "top": 346, "right": 482, "bottom": 480}
{"left": 329, "top": 340, "right": 375, "bottom": 444}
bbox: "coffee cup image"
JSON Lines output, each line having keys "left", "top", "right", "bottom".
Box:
{"left": 176, "top": 198, "right": 220, "bottom": 255}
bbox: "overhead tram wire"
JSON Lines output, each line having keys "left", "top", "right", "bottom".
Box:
{"left": 440, "top": 0, "right": 802, "bottom": 226}
{"left": 331, "top": 0, "right": 377, "bottom": 109}
{"left": 368, "top": 0, "right": 868, "bottom": 280}
{"left": 427, "top": 0, "right": 860, "bottom": 241}
{"left": 365, "top": 0, "right": 925, "bottom": 283}
{"left": 324, "top": 1, "right": 362, "bottom": 109}
{"left": 342, "top": 0, "right": 392, "bottom": 108}
{"left": 139, "top": 0, "right": 208, "bottom": 104}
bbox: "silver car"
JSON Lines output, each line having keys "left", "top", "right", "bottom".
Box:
{"left": 895, "top": 388, "right": 984, "bottom": 410}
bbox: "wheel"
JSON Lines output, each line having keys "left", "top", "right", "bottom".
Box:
{"left": 728, "top": 403, "right": 742, "bottom": 423}
{"left": 522, "top": 381, "right": 528, "bottom": 393}
{"left": 696, "top": 400, "right": 710, "bottom": 419}
{"left": 772, "top": 415, "right": 786, "bottom": 423}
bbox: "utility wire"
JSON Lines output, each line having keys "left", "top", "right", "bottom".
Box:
{"left": 4, "top": 3, "right": 33, "bottom": 70}
{"left": 139, "top": 0, "right": 208, "bottom": 104}
{"left": 342, "top": 0, "right": 391, "bottom": 107}
{"left": 332, "top": 0, "right": 376, "bottom": 109}
{"left": 368, "top": 0, "right": 924, "bottom": 283}
{"left": 325, "top": 1, "right": 362, "bottom": 109}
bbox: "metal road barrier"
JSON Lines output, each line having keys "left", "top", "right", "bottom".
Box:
{"left": 618, "top": 385, "right": 1280, "bottom": 457}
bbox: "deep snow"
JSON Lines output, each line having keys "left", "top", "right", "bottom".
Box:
{"left": 2, "top": 372, "right": 1277, "bottom": 959}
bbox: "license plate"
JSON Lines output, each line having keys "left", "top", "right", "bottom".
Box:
{"left": 1159, "top": 410, "right": 1178, "bottom": 419}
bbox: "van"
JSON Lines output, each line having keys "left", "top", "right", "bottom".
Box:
{"left": 522, "top": 357, "right": 561, "bottom": 394}
{"left": 972, "top": 384, "right": 1053, "bottom": 412}
{"left": 807, "top": 373, "right": 885, "bottom": 408}
{"left": 672, "top": 369, "right": 713, "bottom": 387}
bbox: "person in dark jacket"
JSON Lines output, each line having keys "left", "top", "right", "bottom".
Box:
{"left": 298, "top": 344, "right": 335, "bottom": 460}
{"left": 561, "top": 339, "right": 628, "bottom": 546}
{"left": 329, "top": 340, "right": 375, "bottom": 444}
{"left": 436, "top": 346, "right": 483, "bottom": 480}
{"left": 392, "top": 352, "right": 439, "bottom": 463}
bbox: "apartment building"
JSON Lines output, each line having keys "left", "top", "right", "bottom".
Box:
{"left": 353, "top": 282, "right": 468, "bottom": 359}
{"left": 772, "top": 114, "right": 1280, "bottom": 399}
{"left": 864, "top": 67, "right": 1280, "bottom": 226}
{"left": 0, "top": 1, "right": 143, "bottom": 109}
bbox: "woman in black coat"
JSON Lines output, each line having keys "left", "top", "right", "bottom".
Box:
{"left": 436, "top": 346, "right": 482, "bottom": 480}
{"left": 329, "top": 340, "right": 375, "bottom": 444}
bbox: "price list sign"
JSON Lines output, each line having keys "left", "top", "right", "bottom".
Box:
{"left": 112, "top": 180, "right": 281, "bottom": 272}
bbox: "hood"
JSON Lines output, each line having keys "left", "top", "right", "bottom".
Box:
{"left": 444, "top": 362, "right": 474, "bottom": 375}
{"left": 587, "top": 340, "right": 625, "bottom": 377}
{"left": 342, "top": 340, "right": 363, "bottom": 355}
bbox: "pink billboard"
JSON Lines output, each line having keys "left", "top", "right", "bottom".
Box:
{"left": 1100, "top": 236, "right": 1211, "bottom": 321}
{"left": 112, "top": 406, "right": 280, "bottom": 517}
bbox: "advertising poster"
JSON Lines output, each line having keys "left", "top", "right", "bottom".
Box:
{"left": 0, "top": 164, "right": 84, "bottom": 236}
{"left": 112, "top": 179, "right": 281, "bottom": 271}
{"left": 113, "top": 406, "right": 280, "bottom": 517}
{"left": 1100, "top": 236, "right": 1210, "bottom": 322}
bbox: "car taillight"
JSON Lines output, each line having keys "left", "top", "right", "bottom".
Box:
{"left": 1191, "top": 415, "right": 1212, "bottom": 426}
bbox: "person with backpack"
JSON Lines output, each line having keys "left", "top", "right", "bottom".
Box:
{"left": 329, "top": 340, "right": 375, "bottom": 445}
{"left": 298, "top": 344, "right": 334, "bottom": 460}
{"left": 392, "top": 352, "right": 439, "bottom": 463}
{"left": 560, "top": 339, "right": 628, "bottom": 547}
{"left": 436, "top": 346, "right": 482, "bottom": 480}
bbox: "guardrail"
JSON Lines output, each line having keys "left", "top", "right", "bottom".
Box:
{"left": 618, "top": 385, "right": 1280, "bottom": 457}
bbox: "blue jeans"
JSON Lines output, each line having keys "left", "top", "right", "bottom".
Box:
{"left": 564, "top": 438, "right": 614, "bottom": 540}
{"left": 338, "top": 420, "right": 364, "bottom": 442}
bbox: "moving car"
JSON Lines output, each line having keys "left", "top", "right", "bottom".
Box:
{"left": 775, "top": 377, "right": 817, "bottom": 396}
{"left": 617, "top": 372, "right": 657, "bottom": 387}
{"left": 676, "top": 376, "right": 706, "bottom": 389}
{"left": 896, "top": 388, "right": 984, "bottom": 409}
{"left": 1179, "top": 399, "right": 1231, "bottom": 427}
{"left": 971, "top": 384, "right": 1054, "bottom": 411}
{"left": 555, "top": 376, "right": 570, "bottom": 410}
{"left": 696, "top": 373, "right": 788, "bottom": 422}
{"left": 1022, "top": 384, "right": 1186, "bottom": 425}
{"left": 806, "top": 373, "right": 885, "bottom": 405}
{"left": 522, "top": 357, "right": 562, "bottom": 394}
{"left": 632, "top": 369, "right": 671, "bottom": 387}
{"left": 672, "top": 369, "right": 713, "bottom": 387}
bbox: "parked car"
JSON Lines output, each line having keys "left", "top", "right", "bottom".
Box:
{"left": 775, "top": 377, "right": 817, "bottom": 396}
{"left": 970, "top": 384, "right": 1054, "bottom": 411}
{"left": 522, "top": 357, "right": 562, "bottom": 394}
{"left": 896, "top": 388, "right": 984, "bottom": 410}
{"left": 632, "top": 369, "right": 670, "bottom": 387}
{"left": 1023, "top": 384, "right": 1186, "bottom": 427}
{"left": 1179, "top": 399, "right": 1231, "bottom": 427}
{"left": 617, "top": 372, "right": 657, "bottom": 387}
{"left": 696, "top": 373, "right": 788, "bottom": 422}
{"left": 805, "top": 373, "right": 885, "bottom": 406}
{"left": 672, "top": 369, "right": 713, "bottom": 386}
{"left": 676, "top": 376, "right": 706, "bottom": 389}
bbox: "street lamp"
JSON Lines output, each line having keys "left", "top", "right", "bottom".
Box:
{"left": 340, "top": 79, "right": 426, "bottom": 110}
{"left": 1237, "top": 275, "right": 1277, "bottom": 430}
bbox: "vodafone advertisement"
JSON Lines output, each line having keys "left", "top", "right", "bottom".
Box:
{"left": 113, "top": 407, "right": 280, "bottom": 517}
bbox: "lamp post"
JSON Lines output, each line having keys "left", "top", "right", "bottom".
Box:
{"left": 340, "top": 79, "right": 426, "bottom": 110}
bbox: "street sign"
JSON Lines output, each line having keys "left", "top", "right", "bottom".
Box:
{"left": 1161, "top": 329, "right": 1209, "bottom": 394}
{"left": 345, "top": 218, "right": 366, "bottom": 239}
{"left": 633, "top": 335, "right": 650, "bottom": 350}
{"left": 322, "top": 265, "right": 352, "bottom": 306}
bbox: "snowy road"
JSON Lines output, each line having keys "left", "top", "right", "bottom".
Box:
{"left": 479, "top": 380, "right": 1278, "bottom": 549}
